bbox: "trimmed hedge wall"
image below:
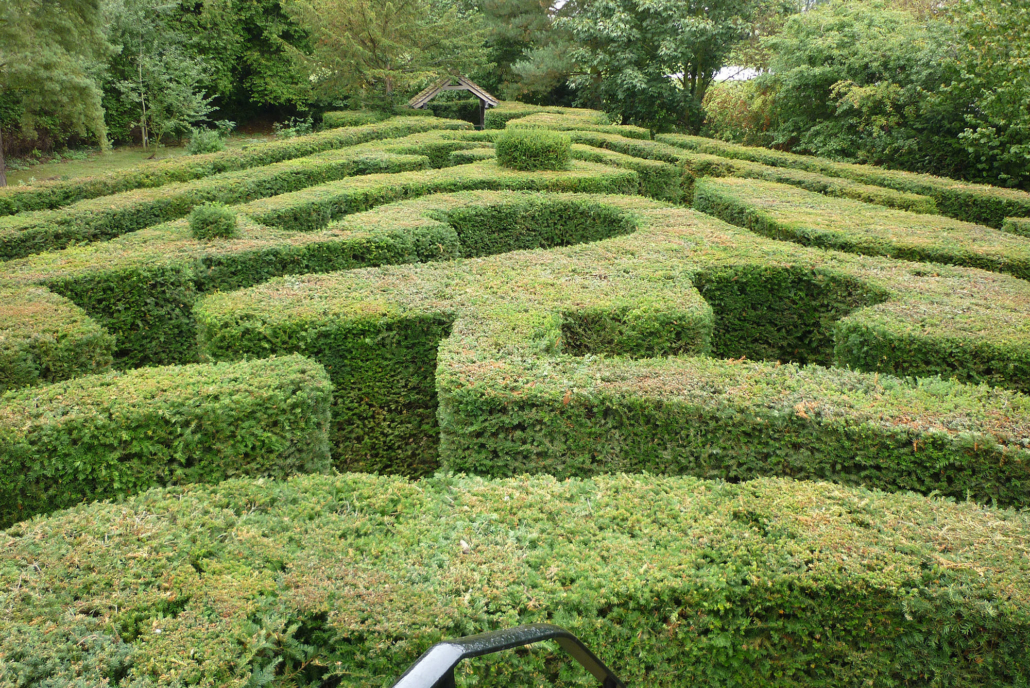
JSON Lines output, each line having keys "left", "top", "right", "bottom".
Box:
{"left": 483, "top": 101, "right": 612, "bottom": 129}
{"left": 1003, "top": 216, "right": 1030, "bottom": 237}
{"left": 321, "top": 110, "right": 391, "bottom": 128}
{"left": 496, "top": 129, "right": 571, "bottom": 171}
{"left": 682, "top": 152, "right": 937, "bottom": 213}
{"left": 506, "top": 112, "right": 652, "bottom": 140}
{"left": 0, "top": 285, "right": 114, "bottom": 391}
{"left": 694, "top": 177, "right": 1030, "bottom": 281}
{"left": 0, "top": 354, "right": 331, "bottom": 527}
{"left": 236, "top": 160, "right": 639, "bottom": 232}
{"left": 569, "top": 144, "right": 685, "bottom": 201}
{"left": 657, "top": 133, "right": 1030, "bottom": 228}
{"left": 0, "top": 117, "right": 468, "bottom": 217}
{"left": 197, "top": 193, "right": 650, "bottom": 475}
{"left": 2, "top": 472, "right": 1029, "bottom": 686}
{"left": 0, "top": 148, "right": 430, "bottom": 260}
{"left": 196, "top": 192, "right": 1030, "bottom": 503}
{"left": 548, "top": 130, "right": 936, "bottom": 212}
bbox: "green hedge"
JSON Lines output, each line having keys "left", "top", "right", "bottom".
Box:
{"left": 496, "top": 129, "right": 571, "bottom": 171}
{"left": 484, "top": 101, "right": 612, "bottom": 129}
{"left": 370, "top": 130, "right": 493, "bottom": 168}
{"left": 682, "top": 152, "right": 938, "bottom": 213}
{"left": 197, "top": 193, "right": 648, "bottom": 475}
{"left": 321, "top": 110, "right": 392, "bottom": 128}
{"left": 657, "top": 133, "right": 1030, "bottom": 227}
{"left": 236, "top": 160, "right": 639, "bottom": 232}
{"left": 506, "top": 112, "right": 652, "bottom": 140}
{"left": 0, "top": 117, "right": 469, "bottom": 217}
{"left": 570, "top": 144, "right": 685, "bottom": 201}
{"left": 0, "top": 148, "right": 430, "bottom": 260}
{"left": 694, "top": 177, "right": 1030, "bottom": 281}
{"left": 0, "top": 178, "right": 637, "bottom": 374}
{"left": 197, "top": 192, "right": 1030, "bottom": 503}
{"left": 189, "top": 202, "right": 238, "bottom": 240}
{"left": 0, "top": 354, "right": 331, "bottom": 528}
{"left": 0, "top": 285, "right": 114, "bottom": 392}
{"left": 1003, "top": 216, "right": 1030, "bottom": 237}
{"left": 3, "top": 472, "right": 1029, "bottom": 686}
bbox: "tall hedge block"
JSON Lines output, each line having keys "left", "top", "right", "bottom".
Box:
{"left": 0, "top": 354, "right": 332, "bottom": 527}
{"left": 0, "top": 286, "right": 114, "bottom": 392}
{"left": 496, "top": 129, "right": 572, "bottom": 171}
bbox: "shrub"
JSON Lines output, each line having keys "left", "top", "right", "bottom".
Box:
{"left": 0, "top": 147, "right": 430, "bottom": 260}
{"left": 657, "top": 133, "right": 1030, "bottom": 227}
{"left": 322, "top": 110, "right": 390, "bottom": 128}
{"left": 1003, "top": 216, "right": 1030, "bottom": 237}
{"left": 693, "top": 177, "right": 1029, "bottom": 280}
{"left": 189, "top": 202, "right": 238, "bottom": 239}
{"left": 496, "top": 129, "right": 571, "bottom": 171}
{"left": 197, "top": 192, "right": 1030, "bottom": 501}
{"left": 3, "top": 472, "right": 1030, "bottom": 686}
{"left": 0, "top": 355, "right": 332, "bottom": 527}
{"left": 0, "top": 286, "right": 114, "bottom": 392}
{"left": 186, "top": 128, "right": 226, "bottom": 154}
{"left": 0, "top": 116, "right": 471, "bottom": 217}
{"left": 272, "top": 116, "right": 314, "bottom": 139}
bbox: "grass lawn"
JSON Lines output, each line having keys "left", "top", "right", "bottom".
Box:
{"left": 5, "top": 135, "right": 274, "bottom": 186}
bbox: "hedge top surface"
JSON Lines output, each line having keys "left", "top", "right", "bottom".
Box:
{"left": 2, "top": 472, "right": 1029, "bottom": 686}
{"left": 694, "top": 176, "right": 1030, "bottom": 280}
{"left": 495, "top": 128, "right": 572, "bottom": 171}
{"left": 657, "top": 133, "right": 1030, "bottom": 227}
{"left": 201, "top": 191, "right": 1030, "bottom": 363}
{"left": 483, "top": 101, "right": 612, "bottom": 129}
{"left": 0, "top": 354, "right": 326, "bottom": 442}
{"left": 0, "top": 116, "right": 471, "bottom": 217}
{"left": 506, "top": 113, "right": 652, "bottom": 140}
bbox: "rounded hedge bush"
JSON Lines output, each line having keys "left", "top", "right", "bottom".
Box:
{"left": 189, "top": 202, "right": 238, "bottom": 240}
{"left": 496, "top": 129, "right": 571, "bottom": 171}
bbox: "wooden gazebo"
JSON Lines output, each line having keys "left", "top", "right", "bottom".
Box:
{"left": 408, "top": 75, "right": 499, "bottom": 128}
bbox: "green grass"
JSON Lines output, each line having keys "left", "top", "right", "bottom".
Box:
{"left": 5, "top": 136, "right": 272, "bottom": 186}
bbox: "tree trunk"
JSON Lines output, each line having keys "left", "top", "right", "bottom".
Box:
{"left": 0, "top": 126, "right": 7, "bottom": 188}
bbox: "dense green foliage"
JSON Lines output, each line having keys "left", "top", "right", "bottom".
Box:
{"left": 4, "top": 108, "right": 1030, "bottom": 686}
{"left": 0, "top": 116, "right": 465, "bottom": 217}
{"left": 705, "top": 0, "right": 1030, "bottom": 189}
{"left": 4, "top": 472, "right": 1029, "bottom": 686}
{"left": 197, "top": 191, "right": 1030, "bottom": 499}
{"left": 0, "top": 355, "right": 331, "bottom": 527}
{"left": 495, "top": 129, "right": 571, "bottom": 170}
{"left": 658, "top": 133, "right": 1030, "bottom": 228}
{"left": 188, "top": 202, "right": 237, "bottom": 239}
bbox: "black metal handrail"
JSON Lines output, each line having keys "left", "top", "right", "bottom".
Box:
{"left": 389, "top": 623, "right": 626, "bottom": 688}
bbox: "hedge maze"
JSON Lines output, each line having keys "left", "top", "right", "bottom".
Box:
{"left": 2, "top": 109, "right": 1030, "bottom": 686}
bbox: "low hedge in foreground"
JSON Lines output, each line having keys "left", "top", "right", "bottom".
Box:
{"left": 197, "top": 193, "right": 1030, "bottom": 501}
{"left": 658, "top": 133, "right": 1030, "bottom": 228}
{"left": 2, "top": 472, "right": 1029, "bottom": 686}
{"left": 0, "top": 285, "right": 114, "bottom": 391}
{"left": 0, "top": 117, "right": 469, "bottom": 216}
{"left": 0, "top": 354, "right": 331, "bottom": 527}
{"left": 0, "top": 148, "right": 429, "bottom": 260}
{"left": 1003, "top": 216, "right": 1030, "bottom": 237}
{"left": 694, "top": 177, "right": 1030, "bottom": 281}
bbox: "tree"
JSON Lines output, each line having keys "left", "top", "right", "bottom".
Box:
{"left": 540, "top": 0, "right": 762, "bottom": 132}
{"left": 284, "top": 0, "right": 489, "bottom": 108}
{"left": 0, "top": 0, "right": 110, "bottom": 186}
{"left": 102, "top": 0, "right": 215, "bottom": 147}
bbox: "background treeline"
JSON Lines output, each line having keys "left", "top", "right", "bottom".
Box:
{"left": 1, "top": 0, "right": 1027, "bottom": 188}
